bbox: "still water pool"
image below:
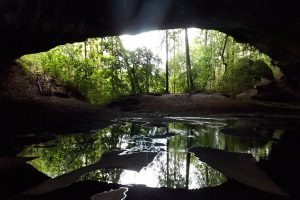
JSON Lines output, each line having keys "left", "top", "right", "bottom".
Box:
{"left": 20, "top": 117, "right": 283, "bottom": 190}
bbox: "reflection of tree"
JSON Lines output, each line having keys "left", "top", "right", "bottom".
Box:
{"left": 191, "top": 156, "right": 227, "bottom": 187}
{"left": 169, "top": 130, "right": 187, "bottom": 188}
{"left": 185, "top": 128, "right": 192, "bottom": 189}
{"left": 80, "top": 169, "right": 123, "bottom": 183}
{"left": 191, "top": 126, "right": 274, "bottom": 160}
{"left": 20, "top": 124, "right": 130, "bottom": 178}
{"left": 157, "top": 121, "right": 274, "bottom": 189}
{"left": 21, "top": 135, "right": 101, "bottom": 177}
{"left": 20, "top": 120, "right": 277, "bottom": 189}
{"left": 158, "top": 124, "right": 188, "bottom": 188}
{"left": 157, "top": 126, "right": 226, "bottom": 189}
{"left": 95, "top": 124, "right": 129, "bottom": 152}
{"left": 20, "top": 122, "right": 167, "bottom": 183}
{"left": 158, "top": 152, "right": 186, "bottom": 188}
{"left": 166, "top": 126, "right": 170, "bottom": 187}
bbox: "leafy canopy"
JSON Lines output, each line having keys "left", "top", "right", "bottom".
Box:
{"left": 18, "top": 29, "right": 280, "bottom": 104}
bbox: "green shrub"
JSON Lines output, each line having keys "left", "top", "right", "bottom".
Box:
{"left": 252, "top": 60, "right": 274, "bottom": 80}
{"left": 217, "top": 58, "right": 274, "bottom": 95}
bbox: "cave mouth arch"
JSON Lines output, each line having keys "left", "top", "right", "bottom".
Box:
{"left": 1, "top": 0, "right": 300, "bottom": 89}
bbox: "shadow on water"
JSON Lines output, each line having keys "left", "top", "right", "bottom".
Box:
{"left": 1, "top": 117, "right": 299, "bottom": 199}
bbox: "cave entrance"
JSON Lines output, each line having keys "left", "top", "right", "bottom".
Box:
{"left": 1, "top": 1, "right": 300, "bottom": 199}
{"left": 17, "top": 28, "right": 281, "bottom": 105}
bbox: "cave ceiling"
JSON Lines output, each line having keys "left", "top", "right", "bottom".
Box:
{"left": 1, "top": 0, "right": 300, "bottom": 85}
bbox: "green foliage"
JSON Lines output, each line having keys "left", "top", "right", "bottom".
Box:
{"left": 252, "top": 60, "right": 274, "bottom": 80}
{"left": 191, "top": 46, "right": 212, "bottom": 91}
{"left": 19, "top": 37, "right": 163, "bottom": 104}
{"left": 165, "top": 29, "right": 278, "bottom": 95}
{"left": 18, "top": 29, "right": 280, "bottom": 103}
{"left": 218, "top": 58, "right": 274, "bottom": 95}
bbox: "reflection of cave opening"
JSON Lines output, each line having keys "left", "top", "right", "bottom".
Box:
{"left": 21, "top": 119, "right": 279, "bottom": 190}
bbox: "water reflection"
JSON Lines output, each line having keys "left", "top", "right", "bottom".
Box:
{"left": 20, "top": 118, "right": 280, "bottom": 189}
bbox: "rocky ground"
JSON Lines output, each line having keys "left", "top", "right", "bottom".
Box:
{"left": 107, "top": 93, "right": 300, "bottom": 117}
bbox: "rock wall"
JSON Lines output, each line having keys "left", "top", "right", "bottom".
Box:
{"left": 0, "top": 0, "right": 300, "bottom": 87}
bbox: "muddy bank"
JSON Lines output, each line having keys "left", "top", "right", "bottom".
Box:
{"left": 107, "top": 94, "right": 300, "bottom": 117}
{"left": 2, "top": 93, "right": 299, "bottom": 138}
{"left": 0, "top": 63, "right": 115, "bottom": 136}
{"left": 1, "top": 92, "right": 299, "bottom": 139}
{"left": 0, "top": 97, "right": 115, "bottom": 156}
{"left": 0, "top": 97, "right": 114, "bottom": 135}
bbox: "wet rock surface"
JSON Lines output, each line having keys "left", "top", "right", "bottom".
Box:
{"left": 189, "top": 147, "right": 286, "bottom": 195}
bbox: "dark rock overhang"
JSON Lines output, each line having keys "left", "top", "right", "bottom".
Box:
{"left": 1, "top": 0, "right": 300, "bottom": 86}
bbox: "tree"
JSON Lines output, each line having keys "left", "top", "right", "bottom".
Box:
{"left": 18, "top": 28, "right": 278, "bottom": 103}
{"left": 185, "top": 28, "right": 194, "bottom": 91}
{"left": 221, "top": 34, "right": 229, "bottom": 75}
{"left": 168, "top": 29, "right": 182, "bottom": 93}
{"left": 165, "top": 30, "right": 169, "bottom": 93}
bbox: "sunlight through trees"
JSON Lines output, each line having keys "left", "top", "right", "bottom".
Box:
{"left": 18, "top": 28, "right": 281, "bottom": 104}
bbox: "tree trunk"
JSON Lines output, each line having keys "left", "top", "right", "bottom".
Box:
{"left": 84, "top": 40, "right": 87, "bottom": 59}
{"left": 165, "top": 30, "right": 169, "bottom": 93}
{"left": 116, "top": 37, "right": 137, "bottom": 94}
{"left": 185, "top": 28, "right": 194, "bottom": 90}
{"left": 173, "top": 32, "right": 176, "bottom": 93}
{"left": 204, "top": 30, "right": 208, "bottom": 47}
{"left": 221, "top": 34, "right": 229, "bottom": 76}
{"left": 205, "top": 165, "right": 209, "bottom": 185}
{"left": 210, "top": 31, "right": 216, "bottom": 83}
{"left": 131, "top": 64, "right": 142, "bottom": 94}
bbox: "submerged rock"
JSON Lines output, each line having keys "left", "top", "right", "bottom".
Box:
{"left": 91, "top": 187, "right": 128, "bottom": 200}
{"left": 189, "top": 147, "right": 287, "bottom": 196}
{"left": 0, "top": 156, "right": 38, "bottom": 170}
{"left": 23, "top": 151, "right": 157, "bottom": 196}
